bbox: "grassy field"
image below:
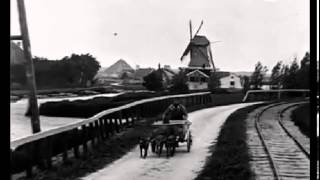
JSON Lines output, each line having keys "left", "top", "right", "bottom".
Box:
{"left": 194, "top": 103, "right": 265, "bottom": 180}
{"left": 290, "top": 103, "right": 310, "bottom": 138}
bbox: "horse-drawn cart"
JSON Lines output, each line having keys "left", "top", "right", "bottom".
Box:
{"left": 151, "top": 120, "right": 192, "bottom": 156}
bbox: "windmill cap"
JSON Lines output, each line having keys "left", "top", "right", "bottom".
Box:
{"left": 191, "top": 35, "right": 210, "bottom": 46}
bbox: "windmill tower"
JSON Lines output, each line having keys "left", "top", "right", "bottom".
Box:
{"left": 180, "top": 20, "right": 216, "bottom": 90}
{"left": 181, "top": 20, "right": 216, "bottom": 71}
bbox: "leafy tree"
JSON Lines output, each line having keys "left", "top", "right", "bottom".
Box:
{"left": 280, "top": 64, "right": 289, "bottom": 87}
{"left": 282, "top": 58, "right": 299, "bottom": 89}
{"left": 143, "top": 70, "right": 163, "bottom": 91}
{"left": 67, "top": 54, "right": 101, "bottom": 86}
{"left": 242, "top": 75, "right": 250, "bottom": 94}
{"left": 296, "top": 52, "right": 310, "bottom": 89}
{"left": 250, "top": 61, "right": 268, "bottom": 89}
{"left": 208, "top": 71, "right": 221, "bottom": 91}
{"left": 270, "top": 61, "right": 282, "bottom": 89}
{"left": 170, "top": 70, "right": 189, "bottom": 93}
{"left": 11, "top": 54, "right": 101, "bottom": 89}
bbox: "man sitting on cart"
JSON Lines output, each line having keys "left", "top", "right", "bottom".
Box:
{"left": 162, "top": 99, "right": 189, "bottom": 143}
{"left": 162, "top": 99, "right": 188, "bottom": 123}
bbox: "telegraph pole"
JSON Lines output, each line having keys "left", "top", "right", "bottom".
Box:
{"left": 16, "top": 0, "right": 41, "bottom": 133}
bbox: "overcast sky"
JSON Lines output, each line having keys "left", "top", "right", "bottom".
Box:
{"left": 10, "top": 0, "right": 309, "bottom": 71}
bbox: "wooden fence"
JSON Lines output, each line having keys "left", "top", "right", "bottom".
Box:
{"left": 11, "top": 92, "right": 212, "bottom": 176}
{"left": 242, "top": 89, "right": 310, "bottom": 102}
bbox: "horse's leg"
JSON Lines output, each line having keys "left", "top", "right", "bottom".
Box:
{"left": 140, "top": 145, "right": 142, "bottom": 157}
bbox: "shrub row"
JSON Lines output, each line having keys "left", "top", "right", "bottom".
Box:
{"left": 290, "top": 103, "right": 310, "bottom": 138}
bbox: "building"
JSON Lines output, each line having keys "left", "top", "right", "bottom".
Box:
{"left": 219, "top": 72, "right": 242, "bottom": 89}
{"left": 180, "top": 35, "right": 214, "bottom": 90}
{"left": 185, "top": 69, "right": 210, "bottom": 90}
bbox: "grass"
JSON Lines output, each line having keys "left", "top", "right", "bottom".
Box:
{"left": 290, "top": 103, "right": 310, "bottom": 138}
{"left": 194, "top": 103, "right": 265, "bottom": 180}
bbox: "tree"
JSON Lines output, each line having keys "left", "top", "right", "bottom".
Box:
{"left": 68, "top": 54, "right": 101, "bottom": 87}
{"left": 270, "top": 61, "right": 282, "bottom": 89}
{"left": 143, "top": 70, "right": 164, "bottom": 91}
{"left": 296, "top": 52, "right": 310, "bottom": 89}
{"left": 280, "top": 64, "right": 289, "bottom": 87}
{"left": 242, "top": 75, "right": 250, "bottom": 94}
{"left": 208, "top": 71, "right": 221, "bottom": 92}
{"left": 250, "top": 61, "right": 268, "bottom": 89}
{"left": 170, "top": 70, "right": 189, "bottom": 93}
{"left": 282, "top": 58, "right": 299, "bottom": 89}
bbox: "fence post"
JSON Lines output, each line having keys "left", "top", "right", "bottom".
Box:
{"left": 81, "top": 125, "right": 88, "bottom": 155}
{"left": 104, "top": 118, "right": 110, "bottom": 138}
{"left": 45, "top": 136, "right": 53, "bottom": 168}
{"left": 89, "top": 123, "right": 95, "bottom": 147}
{"left": 94, "top": 120, "right": 102, "bottom": 143}
{"left": 62, "top": 132, "right": 69, "bottom": 164}
{"left": 72, "top": 128, "right": 80, "bottom": 159}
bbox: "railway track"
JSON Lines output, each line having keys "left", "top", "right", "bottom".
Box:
{"left": 248, "top": 102, "right": 310, "bottom": 180}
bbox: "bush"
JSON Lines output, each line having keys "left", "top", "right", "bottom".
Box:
{"left": 290, "top": 103, "right": 310, "bottom": 137}
{"left": 36, "top": 92, "right": 169, "bottom": 118}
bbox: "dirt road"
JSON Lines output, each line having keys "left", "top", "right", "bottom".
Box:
{"left": 81, "top": 102, "right": 260, "bottom": 180}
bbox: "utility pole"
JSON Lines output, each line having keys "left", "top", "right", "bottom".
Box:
{"left": 16, "top": 0, "right": 41, "bottom": 133}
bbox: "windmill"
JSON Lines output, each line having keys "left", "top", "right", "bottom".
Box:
{"left": 180, "top": 20, "right": 216, "bottom": 71}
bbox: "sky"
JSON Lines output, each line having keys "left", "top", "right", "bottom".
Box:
{"left": 10, "top": 0, "right": 310, "bottom": 72}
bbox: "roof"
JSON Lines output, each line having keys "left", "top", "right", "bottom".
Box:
{"left": 190, "top": 35, "right": 210, "bottom": 46}
{"left": 214, "top": 71, "right": 231, "bottom": 78}
{"left": 10, "top": 42, "right": 26, "bottom": 65}
{"left": 133, "top": 68, "right": 154, "bottom": 79}
{"left": 186, "top": 69, "right": 209, "bottom": 78}
{"left": 95, "top": 59, "right": 134, "bottom": 78}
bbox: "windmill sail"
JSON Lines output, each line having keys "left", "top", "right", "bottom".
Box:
{"left": 181, "top": 43, "right": 191, "bottom": 61}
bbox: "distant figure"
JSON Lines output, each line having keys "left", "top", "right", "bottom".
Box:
{"left": 113, "top": 32, "right": 118, "bottom": 36}
{"left": 162, "top": 99, "right": 188, "bottom": 123}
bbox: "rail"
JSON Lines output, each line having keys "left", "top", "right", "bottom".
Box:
{"left": 11, "top": 92, "right": 212, "bottom": 177}
{"left": 254, "top": 102, "right": 284, "bottom": 180}
{"left": 254, "top": 101, "right": 310, "bottom": 180}
{"left": 277, "top": 102, "right": 310, "bottom": 158}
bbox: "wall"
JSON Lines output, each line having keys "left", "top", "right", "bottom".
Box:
{"left": 187, "top": 82, "right": 208, "bottom": 90}
{"left": 220, "top": 74, "right": 242, "bottom": 89}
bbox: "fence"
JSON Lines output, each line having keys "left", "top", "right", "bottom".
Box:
{"left": 242, "top": 89, "right": 310, "bottom": 102}
{"left": 11, "top": 92, "right": 212, "bottom": 176}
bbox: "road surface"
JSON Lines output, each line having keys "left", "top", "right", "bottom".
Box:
{"left": 81, "top": 102, "right": 260, "bottom": 180}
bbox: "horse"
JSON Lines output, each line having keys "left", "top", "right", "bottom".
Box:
{"left": 139, "top": 137, "right": 150, "bottom": 158}
{"left": 165, "top": 135, "right": 176, "bottom": 157}
{"left": 151, "top": 134, "right": 166, "bottom": 157}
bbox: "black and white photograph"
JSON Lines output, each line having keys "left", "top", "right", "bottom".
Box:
{"left": 10, "top": 0, "right": 317, "bottom": 179}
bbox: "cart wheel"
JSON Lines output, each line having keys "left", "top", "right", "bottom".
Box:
{"left": 187, "top": 133, "right": 192, "bottom": 152}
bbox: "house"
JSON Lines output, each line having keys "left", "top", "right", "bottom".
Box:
{"left": 185, "top": 69, "right": 210, "bottom": 90}
{"left": 121, "top": 68, "right": 154, "bottom": 84}
{"left": 219, "top": 72, "right": 242, "bottom": 89}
